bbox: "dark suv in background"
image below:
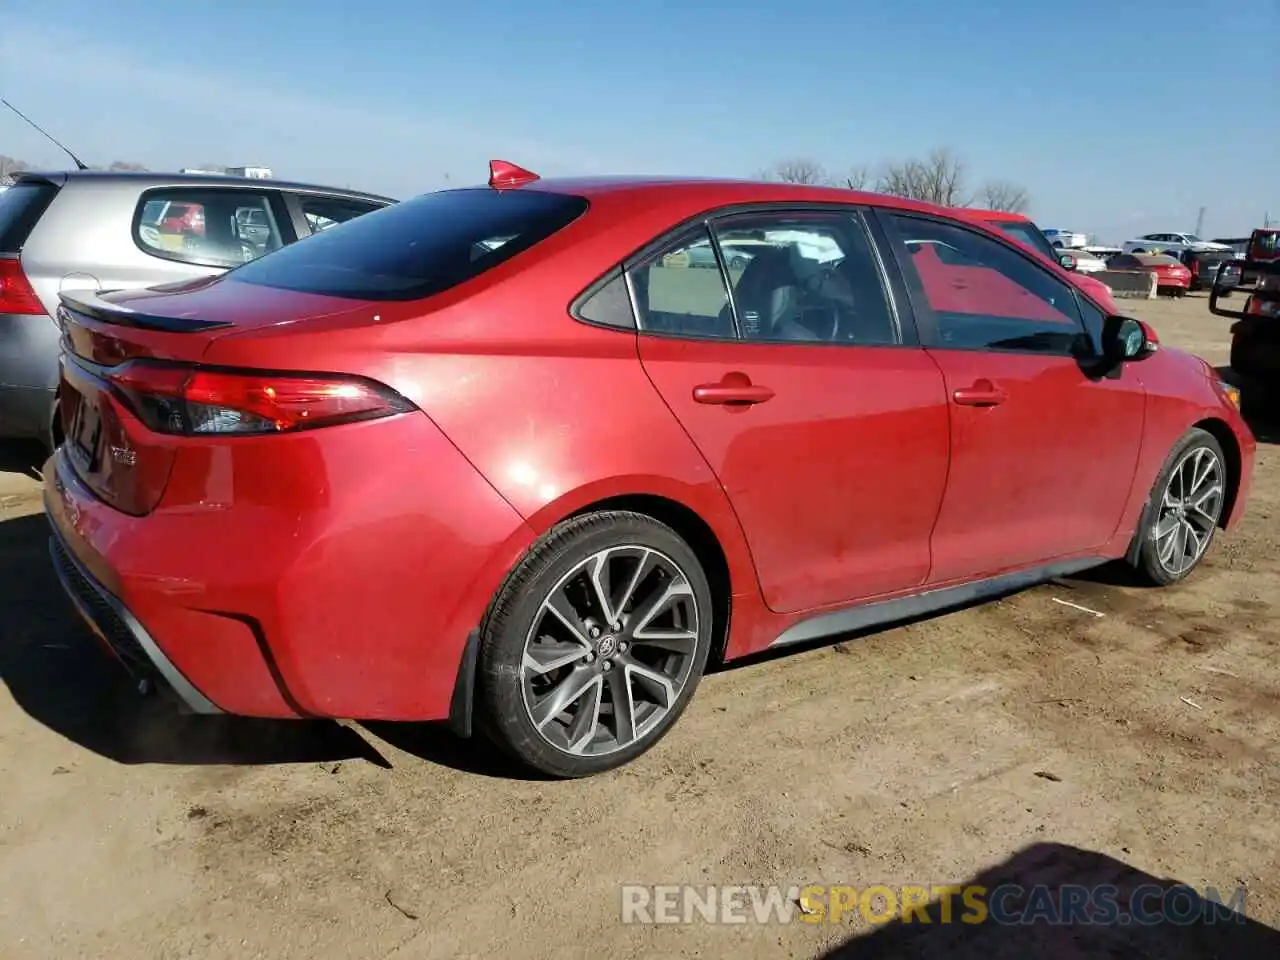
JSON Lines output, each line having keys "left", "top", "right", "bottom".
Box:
{"left": 0, "top": 170, "right": 394, "bottom": 447}
{"left": 1173, "top": 246, "right": 1240, "bottom": 293}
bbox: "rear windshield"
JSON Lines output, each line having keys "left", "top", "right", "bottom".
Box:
{"left": 990, "top": 220, "right": 1058, "bottom": 262}
{"left": 0, "top": 180, "right": 59, "bottom": 252}
{"left": 227, "top": 188, "right": 589, "bottom": 301}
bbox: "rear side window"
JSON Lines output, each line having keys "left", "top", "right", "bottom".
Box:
{"left": 135, "top": 188, "right": 284, "bottom": 267}
{"left": 0, "top": 180, "right": 59, "bottom": 252}
{"left": 227, "top": 188, "right": 588, "bottom": 301}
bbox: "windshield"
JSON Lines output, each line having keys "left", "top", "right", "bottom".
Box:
{"left": 228, "top": 188, "right": 588, "bottom": 301}
{"left": 1184, "top": 234, "right": 1202, "bottom": 243}
{"left": 990, "top": 220, "right": 1058, "bottom": 262}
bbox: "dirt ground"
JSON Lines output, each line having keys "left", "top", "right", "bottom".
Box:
{"left": 1, "top": 291, "right": 1277, "bottom": 959}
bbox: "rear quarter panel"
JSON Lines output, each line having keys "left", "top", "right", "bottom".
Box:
{"left": 200, "top": 199, "right": 763, "bottom": 610}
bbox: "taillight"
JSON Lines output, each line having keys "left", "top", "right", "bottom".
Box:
{"left": 1189, "top": 260, "right": 1200, "bottom": 276}
{"left": 105, "top": 361, "right": 416, "bottom": 435}
{"left": 1254, "top": 272, "right": 1280, "bottom": 317}
{"left": 0, "top": 256, "right": 45, "bottom": 315}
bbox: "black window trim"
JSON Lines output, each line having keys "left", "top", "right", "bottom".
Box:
{"left": 569, "top": 201, "right": 923, "bottom": 349}
{"left": 872, "top": 208, "right": 1099, "bottom": 360}
{"left": 131, "top": 185, "right": 297, "bottom": 269}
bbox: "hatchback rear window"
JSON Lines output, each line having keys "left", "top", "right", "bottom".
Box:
{"left": 227, "top": 188, "right": 589, "bottom": 301}
{"left": 0, "top": 180, "right": 59, "bottom": 252}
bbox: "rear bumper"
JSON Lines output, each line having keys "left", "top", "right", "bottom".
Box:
{"left": 47, "top": 520, "right": 220, "bottom": 713}
{"left": 42, "top": 412, "right": 537, "bottom": 721}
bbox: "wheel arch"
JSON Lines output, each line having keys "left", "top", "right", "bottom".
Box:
{"left": 1193, "top": 417, "right": 1242, "bottom": 529}
{"left": 565, "top": 492, "right": 735, "bottom": 664}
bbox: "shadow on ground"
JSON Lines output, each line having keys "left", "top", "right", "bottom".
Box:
{"left": 0, "top": 439, "right": 46, "bottom": 479}
{"left": 820, "top": 842, "right": 1278, "bottom": 959}
{"left": 0, "top": 511, "right": 389, "bottom": 768}
{"left": 361, "top": 721, "right": 544, "bottom": 781}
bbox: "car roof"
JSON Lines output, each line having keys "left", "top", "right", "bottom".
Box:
{"left": 1130, "top": 253, "right": 1179, "bottom": 265}
{"left": 515, "top": 174, "right": 952, "bottom": 217}
{"left": 12, "top": 168, "right": 396, "bottom": 204}
{"left": 948, "top": 206, "right": 1032, "bottom": 224}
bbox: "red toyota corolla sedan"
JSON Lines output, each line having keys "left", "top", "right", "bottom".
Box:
{"left": 44, "top": 163, "right": 1255, "bottom": 778}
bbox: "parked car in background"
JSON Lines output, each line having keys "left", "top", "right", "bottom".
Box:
{"left": 1107, "top": 252, "right": 1193, "bottom": 295}
{"left": 1122, "top": 232, "right": 1232, "bottom": 255}
{"left": 1209, "top": 247, "right": 1280, "bottom": 418}
{"left": 954, "top": 207, "right": 1120, "bottom": 313}
{"left": 1172, "top": 247, "right": 1241, "bottom": 293}
{"left": 1083, "top": 245, "right": 1122, "bottom": 262}
{"left": 1042, "top": 228, "right": 1088, "bottom": 249}
{"left": 0, "top": 170, "right": 394, "bottom": 447}
{"left": 1062, "top": 249, "right": 1108, "bottom": 274}
{"left": 1213, "top": 237, "right": 1251, "bottom": 257}
{"left": 44, "top": 163, "right": 1253, "bottom": 779}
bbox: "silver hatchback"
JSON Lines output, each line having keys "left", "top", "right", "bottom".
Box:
{"left": 0, "top": 170, "right": 394, "bottom": 446}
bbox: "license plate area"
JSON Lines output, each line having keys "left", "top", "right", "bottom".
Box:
{"left": 66, "top": 383, "right": 103, "bottom": 472}
{"left": 58, "top": 359, "right": 110, "bottom": 474}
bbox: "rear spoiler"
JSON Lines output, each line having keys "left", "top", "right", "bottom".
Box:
{"left": 1209, "top": 259, "right": 1280, "bottom": 321}
{"left": 57, "top": 289, "right": 232, "bottom": 333}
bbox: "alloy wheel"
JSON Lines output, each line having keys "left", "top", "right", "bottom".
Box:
{"left": 1152, "top": 446, "right": 1225, "bottom": 577}
{"left": 520, "top": 545, "right": 700, "bottom": 757}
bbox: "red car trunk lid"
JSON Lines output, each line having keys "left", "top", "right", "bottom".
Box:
{"left": 55, "top": 282, "right": 379, "bottom": 516}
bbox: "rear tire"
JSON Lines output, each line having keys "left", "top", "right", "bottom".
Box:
{"left": 1131, "top": 429, "right": 1227, "bottom": 586}
{"left": 477, "top": 511, "right": 714, "bottom": 778}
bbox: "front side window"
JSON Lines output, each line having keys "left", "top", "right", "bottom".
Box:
{"left": 134, "top": 189, "right": 283, "bottom": 267}
{"left": 892, "top": 214, "right": 1090, "bottom": 356}
{"left": 712, "top": 211, "right": 897, "bottom": 345}
{"left": 990, "top": 220, "right": 1058, "bottom": 263}
{"left": 228, "top": 188, "right": 587, "bottom": 301}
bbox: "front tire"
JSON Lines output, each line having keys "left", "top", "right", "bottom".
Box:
{"left": 1132, "top": 429, "right": 1228, "bottom": 586}
{"left": 477, "top": 511, "right": 714, "bottom": 778}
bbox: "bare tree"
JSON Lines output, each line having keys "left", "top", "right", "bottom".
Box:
{"left": 762, "top": 157, "right": 828, "bottom": 185}
{"left": 876, "top": 148, "right": 970, "bottom": 207}
{"left": 0, "top": 155, "right": 30, "bottom": 178}
{"left": 843, "top": 165, "right": 871, "bottom": 190}
{"left": 978, "top": 179, "right": 1030, "bottom": 214}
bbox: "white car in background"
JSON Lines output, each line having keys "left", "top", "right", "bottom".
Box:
{"left": 1122, "top": 232, "right": 1233, "bottom": 255}
{"left": 1061, "top": 249, "right": 1108, "bottom": 273}
{"left": 1043, "top": 227, "right": 1088, "bottom": 249}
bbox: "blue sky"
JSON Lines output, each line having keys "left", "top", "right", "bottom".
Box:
{"left": 2, "top": 0, "right": 1276, "bottom": 242}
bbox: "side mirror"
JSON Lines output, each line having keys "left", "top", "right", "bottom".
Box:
{"left": 1101, "top": 314, "right": 1155, "bottom": 370}
{"left": 1212, "top": 261, "right": 1240, "bottom": 289}
{"left": 1058, "top": 253, "right": 1077, "bottom": 271}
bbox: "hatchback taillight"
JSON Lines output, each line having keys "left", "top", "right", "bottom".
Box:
{"left": 0, "top": 256, "right": 45, "bottom": 315}
{"left": 105, "top": 361, "right": 417, "bottom": 435}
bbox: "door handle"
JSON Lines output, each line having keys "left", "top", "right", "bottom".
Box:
{"left": 952, "top": 379, "right": 1007, "bottom": 407}
{"left": 693, "top": 373, "right": 775, "bottom": 406}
